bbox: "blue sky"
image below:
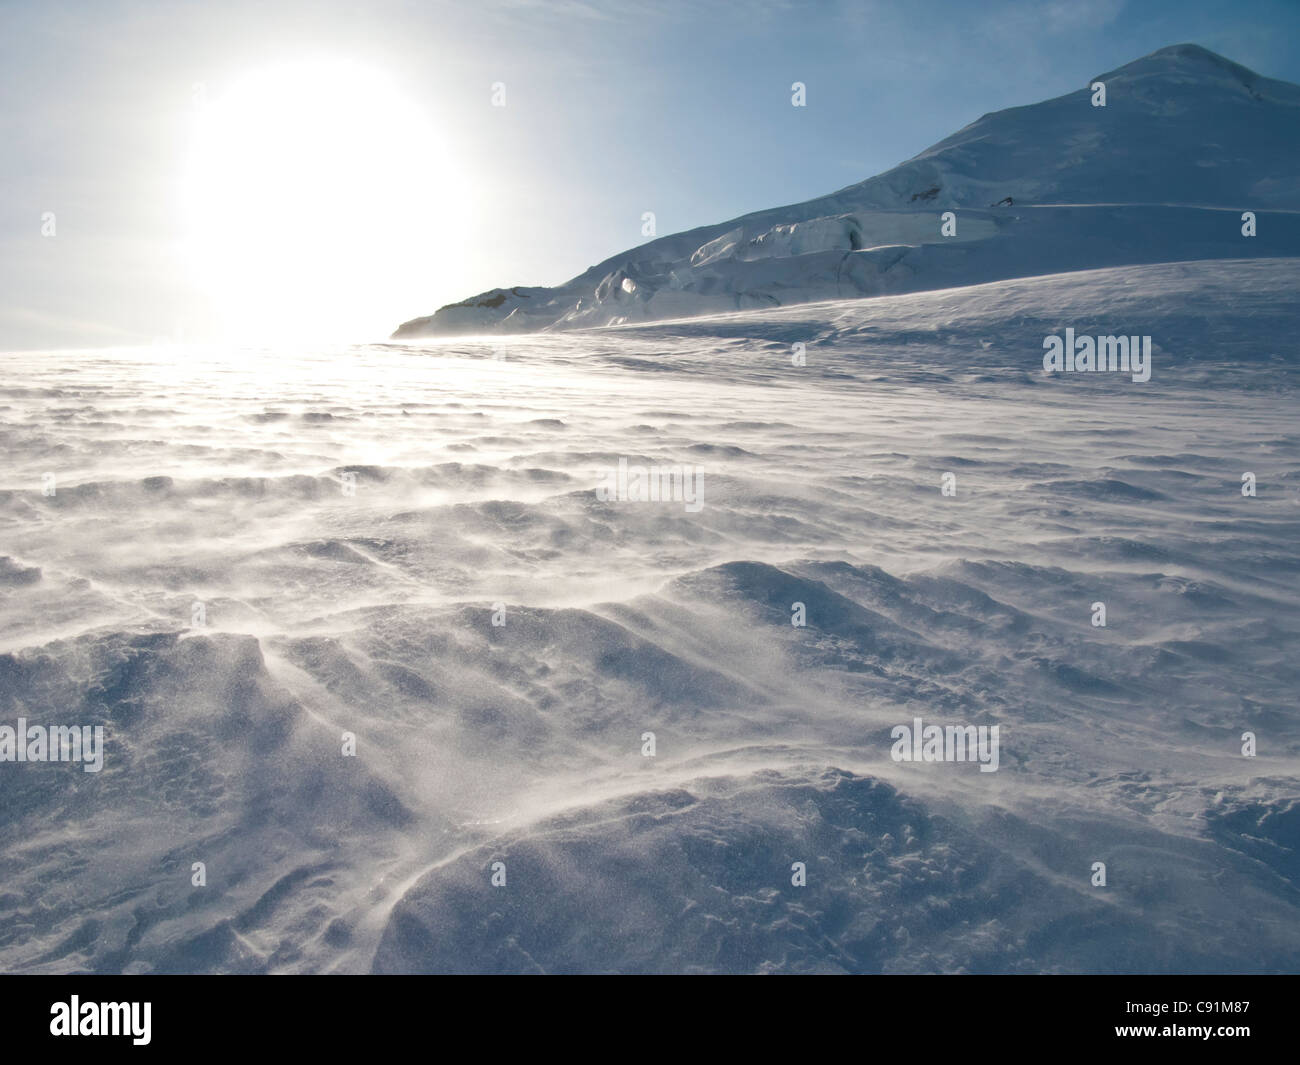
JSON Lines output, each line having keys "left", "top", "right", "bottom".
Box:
{"left": 3, "top": 0, "right": 1299, "bottom": 348}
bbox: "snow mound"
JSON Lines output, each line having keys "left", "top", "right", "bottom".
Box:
{"left": 374, "top": 767, "right": 1300, "bottom": 974}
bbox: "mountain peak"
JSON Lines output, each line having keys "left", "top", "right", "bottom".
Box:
{"left": 1150, "top": 42, "right": 1238, "bottom": 63}
{"left": 1096, "top": 42, "right": 1266, "bottom": 91}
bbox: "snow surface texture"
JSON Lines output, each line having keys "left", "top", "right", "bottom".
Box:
{"left": 393, "top": 44, "right": 1300, "bottom": 338}
{"left": 2, "top": 258, "right": 1299, "bottom": 973}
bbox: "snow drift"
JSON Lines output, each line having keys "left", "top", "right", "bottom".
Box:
{"left": 3, "top": 259, "right": 1299, "bottom": 972}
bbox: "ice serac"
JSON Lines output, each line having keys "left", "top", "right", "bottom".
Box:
{"left": 392, "top": 44, "right": 1300, "bottom": 338}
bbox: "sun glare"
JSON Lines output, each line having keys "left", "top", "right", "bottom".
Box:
{"left": 181, "top": 57, "right": 467, "bottom": 343}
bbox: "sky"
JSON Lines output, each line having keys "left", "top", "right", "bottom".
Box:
{"left": 3, "top": 0, "right": 1299, "bottom": 350}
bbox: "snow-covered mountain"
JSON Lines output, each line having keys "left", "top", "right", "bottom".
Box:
{"left": 393, "top": 44, "right": 1300, "bottom": 338}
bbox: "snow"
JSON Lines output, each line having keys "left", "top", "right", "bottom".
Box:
{"left": 3, "top": 42, "right": 1300, "bottom": 974}
{"left": 2, "top": 255, "right": 1299, "bottom": 972}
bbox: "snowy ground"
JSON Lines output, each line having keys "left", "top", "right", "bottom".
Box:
{"left": 2, "top": 258, "right": 1298, "bottom": 973}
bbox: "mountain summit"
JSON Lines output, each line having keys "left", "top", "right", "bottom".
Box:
{"left": 393, "top": 44, "right": 1300, "bottom": 338}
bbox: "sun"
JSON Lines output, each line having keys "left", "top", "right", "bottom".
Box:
{"left": 181, "top": 56, "right": 468, "bottom": 343}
